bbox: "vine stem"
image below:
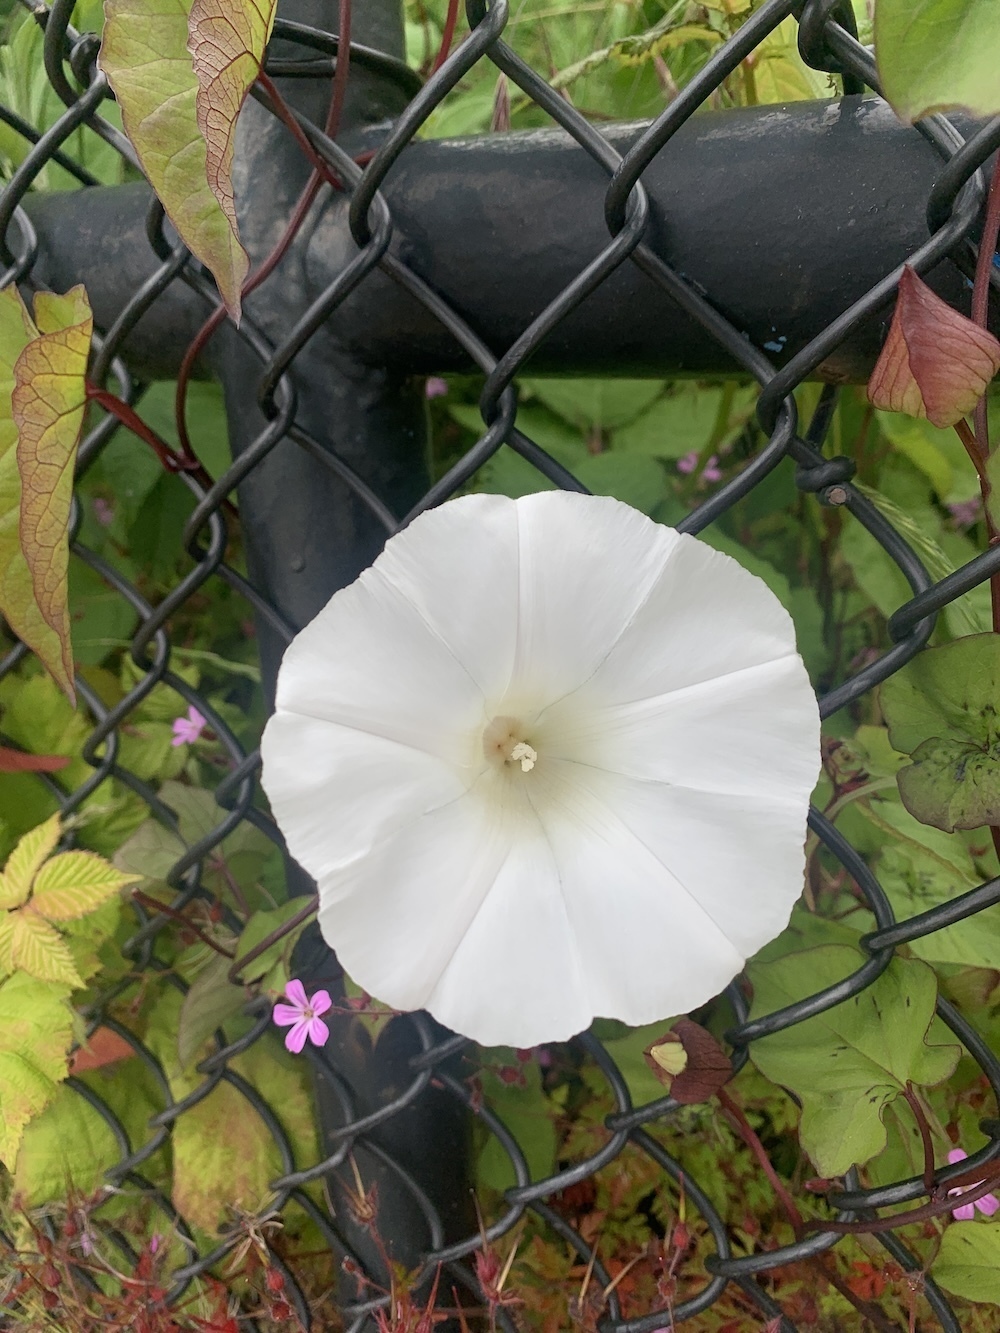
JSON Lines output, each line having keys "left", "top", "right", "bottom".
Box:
{"left": 716, "top": 1087, "right": 802, "bottom": 1234}
{"left": 227, "top": 893, "right": 318, "bottom": 983}
{"left": 901, "top": 1083, "right": 937, "bottom": 1197}
{"left": 131, "top": 889, "right": 236, "bottom": 959}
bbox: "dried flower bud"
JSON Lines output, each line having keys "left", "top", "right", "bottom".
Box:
{"left": 643, "top": 1018, "right": 731, "bottom": 1104}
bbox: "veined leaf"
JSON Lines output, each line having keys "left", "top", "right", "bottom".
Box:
{"left": 932, "top": 1222, "right": 1000, "bottom": 1303}
{"left": 0, "top": 970, "right": 74, "bottom": 1167}
{"left": 0, "top": 813, "right": 61, "bottom": 909}
{"left": 10, "top": 286, "right": 92, "bottom": 701}
{"left": 188, "top": 0, "right": 277, "bottom": 289}
{"left": 99, "top": 0, "right": 251, "bottom": 320}
{"left": 29, "top": 849, "right": 139, "bottom": 921}
{"left": 747, "top": 945, "right": 959, "bottom": 1176}
{"left": 8, "top": 910, "right": 83, "bottom": 987}
{"left": 875, "top": 0, "right": 1000, "bottom": 123}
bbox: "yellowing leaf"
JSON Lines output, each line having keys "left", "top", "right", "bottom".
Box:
{"left": 12, "top": 286, "right": 92, "bottom": 702}
{"left": 0, "top": 971, "right": 74, "bottom": 1167}
{"left": 29, "top": 850, "right": 139, "bottom": 922}
{"left": 1, "top": 813, "right": 61, "bottom": 908}
{"left": 9, "top": 911, "right": 84, "bottom": 988}
{"left": 188, "top": 0, "right": 276, "bottom": 290}
{"left": 875, "top": 0, "right": 1000, "bottom": 123}
{"left": 0, "top": 290, "right": 76, "bottom": 700}
{"left": 99, "top": 0, "right": 250, "bottom": 320}
{"left": 868, "top": 266, "right": 1000, "bottom": 429}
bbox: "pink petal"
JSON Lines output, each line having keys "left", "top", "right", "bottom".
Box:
{"left": 952, "top": 1201, "right": 976, "bottom": 1222}
{"left": 272, "top": 1003, "right": 302, "bottom": 1027}
{"left": 976, "top": 1193, "right": 1000, "bottom": 1216}
{"left": 187, "top": 707, "right": 206, "bottom": 729}
{"left": 284, "top": 978, "right": 308, "bottom": 1009}
{"left": 305, "top": 1016, "right": 330, "bottom": 1047}
{"left": 676, "top": 451, "right": 698, "bottom": 474}
{"left": 309, "top": 989, "right": 332, "bottom": 1017}
{"left": 948, "top": 1148, "right": 969, "bottom": 1166}
{"left": 284, "top": 1020, "right": 310, "bottom": 1054}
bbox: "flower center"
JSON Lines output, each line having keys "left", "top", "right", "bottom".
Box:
{"left": 483, "top": 715, "right": 538, "bottom": 772}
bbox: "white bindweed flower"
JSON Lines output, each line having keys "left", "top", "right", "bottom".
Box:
{"left": 261, "top": 492, "right": 820, "bottom": 1048}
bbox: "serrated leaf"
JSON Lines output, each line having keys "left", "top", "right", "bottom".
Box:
{"left": 28, "top": 849, "right": 139, "bottom": 921}
{"left": 0, "top": 289, "right": 76, "bottom": 700}
{"left": 99, "top": 0, "right": 249, "bottom": 320}
{"left": 2, "top": 813, "right": 61, "bottom": 908}
{"left": 867, "top": 267, "right": 1000, "bottom": 429}
{"left": 881, "top": 635, "right": 1000, "bottom": 832}
{"left": 11, "top": 286, "right": 92, "bottom": 700}
{"left": 932, "top": 1221, "right": 1000, "bottom": 1303}
{"left": 178, "top": 951, "right": 248, "bottom": 1070}
{"left": 875, "top": 0, "right": 1000, "bottom": 123}
{"left": 188, "top": 0, "right": 277, "bottom": 303}
{"left": 9, "top": 910, "right": 84, "bottom": 987}
{"left": 0, "top": 971, "right": 73, "bottom": 1166}
{"left": 747, "top": 946, "right": 959, "bottom": 1176}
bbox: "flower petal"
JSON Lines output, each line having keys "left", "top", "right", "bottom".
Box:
{"left": 284, "top": 1019, "right": 310, "bottom": 1054}
{"left": 272, "top": 1002, "right": 303, "bottom": 1027}
{"left": 309, "top": 989, "right": 332, "bottom": 1017}
{"left": 977, "top": 1193, "right": 1000, "bottom": 1216}
{"left": 283, "top": 978, "right": 308, "bottom": 1009}
{"left": 261, "top": 712, "right": 469, "bottom": 883}
{"left": 316, "top": 784, "right": 591, "bottom": 1046}
{"left": 545, "top": 654, "right": 819, "bottom": 802}
{"left": 306, "top": 1015, "right": 330, "bottom": 1047}
{"left": 504, "top": 493, "right": 680, "bottom": 706}
{"left": 951, "top": 1201, "right": 976, "bottom": 1222}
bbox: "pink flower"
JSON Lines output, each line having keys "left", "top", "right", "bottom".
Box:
{"left": 947, "top": 497, "right": 983, "bottom": 529}
{"left": 676, "top": 451, "right": 722, "bottom": 482}
{"left": 93, "top": 497, "right": 115, "bottom": 526}
{"left": 425, "top": 376, "right": 448, "bottom": 399}
{"left": 947, "top": 1148, "right": 1000, "bottom": 1220}
{"left": 171, "top": 706, "right": 206, "bottom": 747}
{"left": 272, "top": 978, "right": 332, "bottom": 1053}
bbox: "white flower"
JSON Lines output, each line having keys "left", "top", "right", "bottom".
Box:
{"left": 261, "top": 493, "right": 820, "bottom": 1048}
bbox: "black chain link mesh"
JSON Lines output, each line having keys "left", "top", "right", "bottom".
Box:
{"left": 2, "top": 0, "right": 1000, "bottom": 1327}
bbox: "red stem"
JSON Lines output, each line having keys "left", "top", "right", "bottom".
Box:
{"left": 972, "top": 154, "right": 1000, "bottom": 454}
{"left": 901, "top": 1083, "right": 936, "bottom": 1197}
{"left": 132, "top": 889, "right": 236, "bottom": 959}
{"left": 804, "top": 1160, "right": 1000, "bottom": 1236}
{"left": 717, "top": 1087, "right": 803, "bottom": 1234}
{"left": 432, "top": 0, "right": 461, "bottom": 72}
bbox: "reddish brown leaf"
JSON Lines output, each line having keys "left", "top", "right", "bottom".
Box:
{"left": 0, "top": 747, "right": 69, "bottom": 773}
{"left": 644, "top": 1018, "right": 731, "bottom": 1104}
{"left": 69, "top": 1026, "right": 137, "bottom": 1073}
{"left": 868, "top": 266, "right": 1000, "bottom": 429}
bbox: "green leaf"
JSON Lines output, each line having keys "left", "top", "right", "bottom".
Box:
{"left": 233, "top": 898, "right": 312, "bottom": 984}
{"left": 747, "top": 946, "right": 959, "bottom": 1176}
{"left": 0, "top": 812, "right": 60, "bottom": 908}
{"left": 0, "top": 288, "right": 89, "bottom": 701}
{"left": 573, "top": 452, "right": 667, "bottom": 515}
{"left": 177, "top": 951, "right": 248, "bottom": 1070}
{"left": 98, "top": 0, "right": 250, "bottom": 319}
{"left": 881, "top": 635, "right": 1000, "bottom": 832}
{"left": 7, "top": 910, "right": 84, "bottom": 987}
{"left": 877, "top": 411, "right": 980, "bottom": 505}
{"left": 477, "top": 1057, "right": 558, "bottom": 1191}
{"left": 932, "top": 1222, "right": 1000, "bottom": 1303}
{"left": 611, "top": 387, "right": 732, "bottom": 459}
{"left": 602, "top": 1020, "right": 682, "bottom": 1105}
{"left": 13, "top": 1081, "right": 120, "bottom": 1203}
{"left": 520, "top": 378, "right": 665, "bottom": 430}
{"left": 29, "top": 849, "right": 139, "bottom": 921}
{"left": 0, "top": 970, "right": 73, "bottom": 1167}
{"left": 875, "top": 0, "right": 1000, "bottom": 122}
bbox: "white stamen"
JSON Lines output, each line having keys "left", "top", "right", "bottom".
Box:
{"left": 509, "top": 742, "right": 537, "bottom": 772}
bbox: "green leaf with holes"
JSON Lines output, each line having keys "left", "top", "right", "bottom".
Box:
{"left": 875, "top": 0, "right": 1000, "bottom": 123}
{"left": 747, "top": 946, "right": 959, "bottom": 1176}
{"left": 880, "top": 635, "right": 1000, "bottom": 832}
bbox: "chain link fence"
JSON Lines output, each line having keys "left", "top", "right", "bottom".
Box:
{"left": 2, "top": 0, "right": 1000, "bottom": 1327}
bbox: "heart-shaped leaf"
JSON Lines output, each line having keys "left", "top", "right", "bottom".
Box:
{"left": 880, "top": 635, "right": 1000, "bottom": 832}
{"left": 875, "top": 0, "right": 1000, "bottom": 123}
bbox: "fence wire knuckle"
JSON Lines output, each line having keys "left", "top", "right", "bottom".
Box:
{"left": 2, "top": 0, "right": 1000, "bottom": 1325}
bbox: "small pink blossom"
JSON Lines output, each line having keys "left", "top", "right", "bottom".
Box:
{"left": 676, "top": 451, "right": 721, "bottom": 482}
{"left": 93, "top": 497, "right": 115, "bottom": 526}
{"left": 947, "top": 497, "right": 983, "bottom": 529}
{"left": 425, "top": 376, "right": 448, "bottom": 400}
{"left": 171, "top": 706, "right": 206, "bottom": 747}
{"left": 947, "top": 1148, "right": 1000, "bottom": 1221}
{"left": 272, "top": 978, "right": 332, "bottom": 1053}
